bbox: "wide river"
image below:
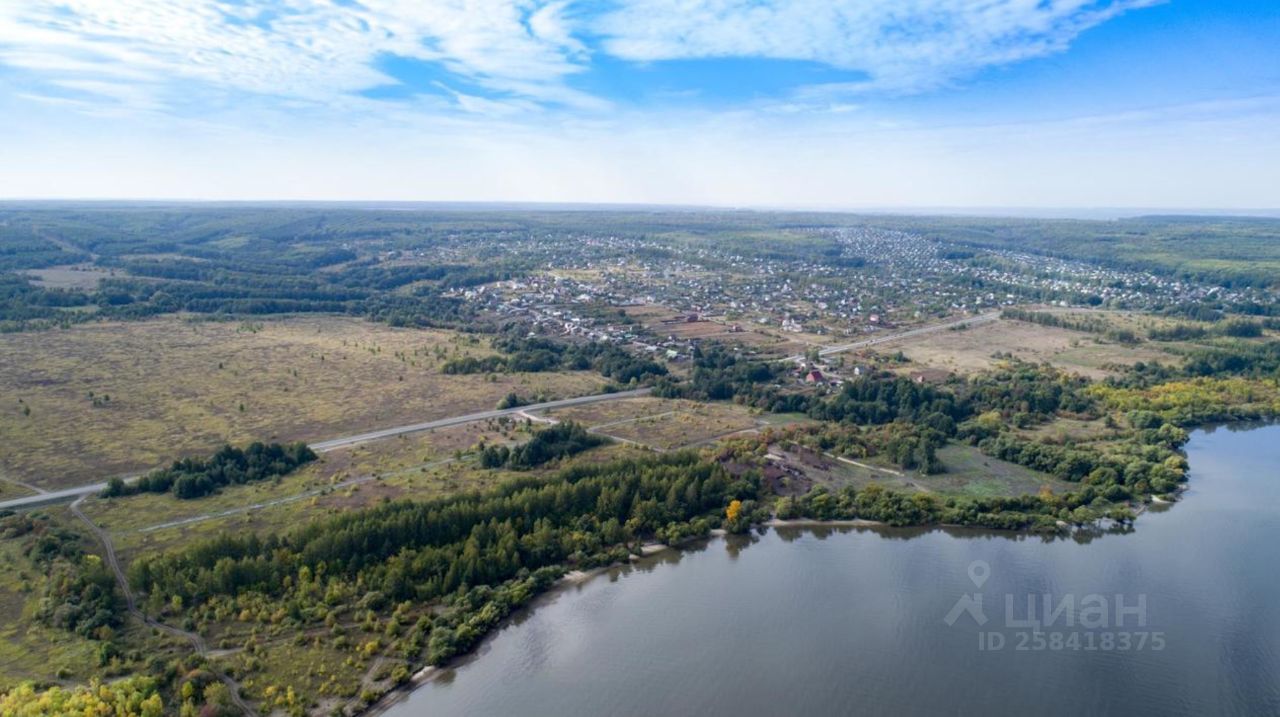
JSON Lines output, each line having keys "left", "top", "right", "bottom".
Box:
{"left": 383, "top": 424, "right": 1280, "bottom": 716}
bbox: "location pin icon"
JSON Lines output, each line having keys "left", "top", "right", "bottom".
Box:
{"left": 968, "top": 560, "right": 991, "bottom": 589}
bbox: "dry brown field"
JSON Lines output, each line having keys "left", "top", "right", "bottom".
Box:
{"left": 884, "top": 318, "right": 1179, "bottom": 379}
{"left": 0, "top": 316, "right": 605, "bottom": 488}
{"left": 543, "top": 396, "right": 764, "bottom": 450}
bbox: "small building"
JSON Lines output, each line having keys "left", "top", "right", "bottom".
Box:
{"left": 805, "top": 369, "right": 825, "bottom": 384}
{"left": 909, "top": 368, "right": 952, "bottom": 385}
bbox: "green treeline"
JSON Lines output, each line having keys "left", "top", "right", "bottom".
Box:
{"left": 443, "top": 334, "right": 668, "bottom": 384}
{"left": 479, "top": 422, "right": 608, "bottom": 469}
{"left": 128, "top": 453, "right": 757, "bottom": 666}
{"left": 660, "top": 345, "right": 1093, "bottom": 427}
{"left": 965, "top": 418, "right": 1186, "bottom": 492}
{"left": 776, "top": 481, "right": 1136, "bottom": 531}
{"left": 1112, "top": 340, "right": 1280, "bottom": 386}
{"left": 1148, "top": 318, "right": 1264, "bottom": 341}
{"left": 1001, "top": 307, "right": 1140, "bottom": 343}
{"left": 103, "top": 442, "right": 316, "bottom": 500}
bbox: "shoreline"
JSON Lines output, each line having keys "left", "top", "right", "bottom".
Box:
{"left": 358, "top": 512, "right": 1126, "bottom": 715}
{"left": 353, "top": 444, "right": 1222, "bottom": 717}
{"left": 766, "top": 517, "right": 887, "bottom": 529}
{"left": 366, "top": 539, "right": 690, "bottom": 716}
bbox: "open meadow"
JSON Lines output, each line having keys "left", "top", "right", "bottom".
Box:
{"left": 765, "top": 441, "right": 1072, "bottom": 499}
{"left": 539, "top": 396, "right": 767, "bottom": 450}
{"left": 0, "top": 316, "right": 606, "bottom": 489}
{"left": 886, "top": 317, "right": 1179, "bottom": 379}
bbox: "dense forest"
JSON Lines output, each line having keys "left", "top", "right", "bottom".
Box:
{"left": 0, "top": 677, "right": 164, "bottom": 717}
{"left": 0, "top": 207, "right": 535, "bottom": 331}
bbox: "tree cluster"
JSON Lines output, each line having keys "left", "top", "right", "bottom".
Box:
{"left": 479, "top": 422, "right": 608, "bottom": 470}
{"left": 0, "top": 513, "right": 122, "bottom": 639}
{"left": 103, "top": 442, "right": 317, "bottom": 500}
{"left": 444, "top": 333, "right": 668, "bottom": 385}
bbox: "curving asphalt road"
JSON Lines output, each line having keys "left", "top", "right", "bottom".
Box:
{"left": 0, "top": 388, "right": 653, "bottom": 512}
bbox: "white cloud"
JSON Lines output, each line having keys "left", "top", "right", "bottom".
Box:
{"left": 594, "top": 0, "right": 1163, "bottom": 93}
{"left": 9, "top": 0, "right": 1265, "bottom": 211}
{"left": 0, "top": 0, "right": 598, "bottom": 115}
{"left": 0, "top": 0, "right": 1162, "bottom": 120}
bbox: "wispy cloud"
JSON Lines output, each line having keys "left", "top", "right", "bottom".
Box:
{"left": 594, "top": 0, "right": 1164, "bottom": 94}
{"left": 0, "top": 0, "right": 597, "bottom": 116}
{"left": 0, "top": 0, "right": 1162, "bottom": 120}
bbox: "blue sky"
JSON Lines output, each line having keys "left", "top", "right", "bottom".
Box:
{"left": 0, "top": 0, "right": 1277, "bottom": 208}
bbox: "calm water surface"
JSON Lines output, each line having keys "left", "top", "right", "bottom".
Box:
{"left": 384, "top": 424, "right": 1280, "bottom": 716}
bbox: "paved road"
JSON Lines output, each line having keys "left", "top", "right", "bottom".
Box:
{"left": 0, "top": 481, "right": 120, "bottom": 511}
{"left": 0, "top": 388, "right": 653, "bottom": 512}
{"left": 310, "top": 388, "right": 651, "bottom": 451}
{"left": 781, "top": 312, "right": 1001, "bottom": 363}
{"left": 4, "top": 316, "right": 995, "bottom": 513}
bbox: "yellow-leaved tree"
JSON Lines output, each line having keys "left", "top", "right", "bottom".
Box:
{"left": 0, "top": 677, "right": 164, "bottom": 717}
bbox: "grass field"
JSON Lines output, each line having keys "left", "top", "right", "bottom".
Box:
{"left": 21, "top": 265, "right": 116, "bottom": 290}
{"left": 769, "top": 446, "right": 915, "bottom": 493}
{"left": 768, "top": 442, "right": 1069, "bottom": 500}
{"left": 0, "top": 316, "right": 607, "bottom": 489}
{"left": 1023, "top": 416, "right": 1118, "bottom": 444}
{"left": 0, "top": 480, "right": 35, "bottom": 501}
{"left": 540, "top": 397, "right": 765, "bottom": 450}
{"left": 888, "top": 318, "right": 1178, "bottom": 378}
{"left": 929, "top": 444, "right": 1073, "bottom": 498}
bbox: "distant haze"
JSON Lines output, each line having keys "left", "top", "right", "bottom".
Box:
{"left": 2, "top": 1, "right": 1278, "bottom": 208}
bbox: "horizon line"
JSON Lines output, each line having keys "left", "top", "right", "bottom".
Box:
{"left": 2, "top": 198, "right": 1279, "bottom": 221}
